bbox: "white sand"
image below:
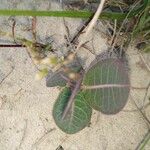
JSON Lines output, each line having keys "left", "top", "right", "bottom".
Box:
{"left": 0, "top": 0, "right": 150, "bottom": 150}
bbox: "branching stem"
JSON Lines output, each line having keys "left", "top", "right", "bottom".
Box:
{"left": 62, "top": 71, "right": 84, "bottom": 120}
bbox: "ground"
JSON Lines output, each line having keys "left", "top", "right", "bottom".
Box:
{"left": 0, "top": 0, "right": 150, "bottom": 150}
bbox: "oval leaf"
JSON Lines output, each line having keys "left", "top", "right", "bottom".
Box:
{"left": 83, "top": 58, "right": 130, "bottom": 114}
{"left": 46, "top": 58, "right": 82, "bottom": 87}
{"left": 46, "top": 70, "right": 67, "bottom": 87}
{"left": 53, "top": 87, "right": 92, "bottom": 134}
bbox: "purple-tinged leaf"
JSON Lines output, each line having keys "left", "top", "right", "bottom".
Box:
{"left": 83, "top": 55, "right": 130, "bottom": 114}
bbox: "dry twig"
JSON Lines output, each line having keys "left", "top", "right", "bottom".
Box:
{"left": 76, "top": 0, "right": 106, "bottom": 52}
{"left": 0, "top": 66, "right": 14, "bottom": 86}
{"left": 32, "top": 128, "right": 55, "bottom": 149}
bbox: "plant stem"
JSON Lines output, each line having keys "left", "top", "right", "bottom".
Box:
{"left": 0, "top": 43, "right": 45, "bottom": 48}
{"left": 0, "top": 44, "right": 26, "bottom": 47}
{"left": 62, "top": 71, "right": 84, "bottom": 120}
{"left": 75, "top": 0, "right": 106, "bottom": 52}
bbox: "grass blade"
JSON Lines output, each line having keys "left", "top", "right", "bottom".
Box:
{"left": 0, "top": 0, "right": 148, "bottom": 20}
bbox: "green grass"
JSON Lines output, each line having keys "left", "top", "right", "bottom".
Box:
{"left": 0, "top": 0, "right": 148, "bottom": 20}
{"left": 106, "top": 0, "right": 150, "bottom": 53}
{"left": 0, "top": 9, "right": 143, "bottom": 20}
{"left": 0, "top": 1, "right": 148, "bottom": 51}
{"left": 0, "top": 1, "right": 149, "bottom": 53}
{"left": 133, "top": 1, "right": 150, "bottom": 52}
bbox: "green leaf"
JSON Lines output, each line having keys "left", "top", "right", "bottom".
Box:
{"left": 53, "top": 87, "right": 92, "bottom": 134}
{"left": 83, "top": 57, "right": 130, "bottom": 114}
{"left": 46, "top": 58, "right": 82, "bottom": 87}
{"left": 0, "top": 0, "right": 148, "bottom": 20}
{"left": 133, "top": 1, "right": 150, "bottom": 38}
{"left": 46, "top": 70, "right": 67, "bottom": 87}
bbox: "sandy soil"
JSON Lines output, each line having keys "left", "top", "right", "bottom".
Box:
{"left": 0, "top": 1, "right": 150, "bottom": 150}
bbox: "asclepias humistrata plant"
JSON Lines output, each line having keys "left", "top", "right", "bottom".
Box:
{"left": 46, "top": 51, "right": 130, "bottom": 134}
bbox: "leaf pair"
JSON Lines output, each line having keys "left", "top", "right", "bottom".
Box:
{"left": 51, "top": 53, "right": 130, "bottom": 134}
